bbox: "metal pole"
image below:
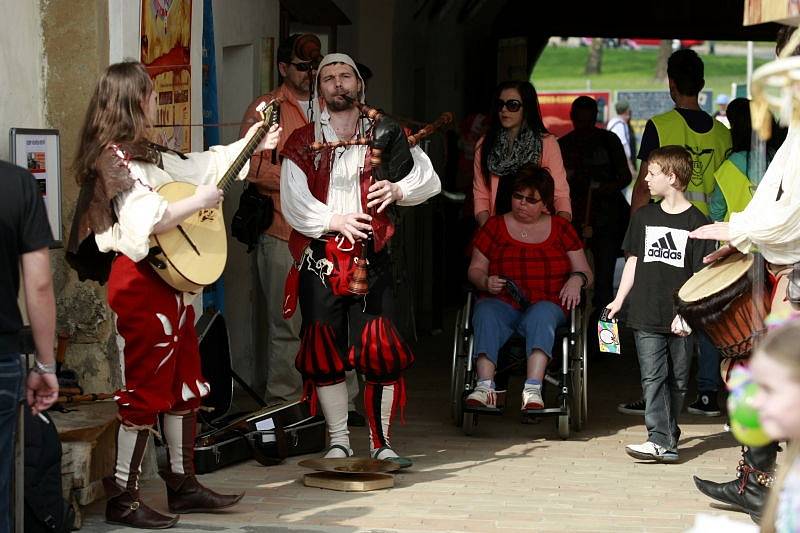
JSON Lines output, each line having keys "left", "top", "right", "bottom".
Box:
{"left": 747, "top": 41, "right": 754, "bottom": 98}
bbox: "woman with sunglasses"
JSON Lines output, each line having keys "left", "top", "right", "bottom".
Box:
{"left": 467, "top": 164, "right": 592, "bottom": 411}
{"left": 473, "top": 81, "right": 572, "bottom": 227}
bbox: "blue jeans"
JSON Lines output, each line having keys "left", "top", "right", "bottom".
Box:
{"left": 696, "top": 331, "right": 721, "bottom": 393}
{"left": 0, "top": 354, "right": 23, "bottom": 533}
{"left": 472, "top": 298, "right": 567, "bottom": 365}
{"left": 633, "top": 331, "right": 693, "bottom": 452}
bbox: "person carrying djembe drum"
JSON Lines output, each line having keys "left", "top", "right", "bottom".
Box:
{"left": 688, "top": 24, "right": 800, "bottom": 524}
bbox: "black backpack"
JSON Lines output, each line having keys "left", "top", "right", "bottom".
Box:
{"left": 24, "top": 409, "right": 75, "bottom": 532}
{"left": 230, "top": 183, "right": 274, "bottom": 253}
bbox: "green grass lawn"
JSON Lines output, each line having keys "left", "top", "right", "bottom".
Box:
{"left": 531, "top": 46, "right": 771, "bottom": 98}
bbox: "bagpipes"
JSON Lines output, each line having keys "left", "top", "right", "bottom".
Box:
{"left": 307, "top": 95, "right": 453, "bottom": 295}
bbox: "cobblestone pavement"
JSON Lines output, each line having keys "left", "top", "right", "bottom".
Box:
{"left": 80, "top": 318, "right": 755, "bottom": 532}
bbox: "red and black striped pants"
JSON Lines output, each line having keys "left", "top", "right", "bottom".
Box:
{"left": 295, "top": 239, "right": 414, "bottom": 387}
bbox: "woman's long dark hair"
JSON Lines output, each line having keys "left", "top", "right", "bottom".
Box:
{"left": 73, "top": 61, "right": 154, "bottom": 184}
{"left": 480, "top": 80, "right": 548, "bottom": 188}
{"left": 511, "top": 163, "right": 556, "bottom": 217}
{"left": 726, "top": 97, "right": 751, "bottom": 153}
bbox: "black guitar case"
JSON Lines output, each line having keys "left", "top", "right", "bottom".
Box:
{"left": 193, "top": 310, "right": 326, "bottom": 474}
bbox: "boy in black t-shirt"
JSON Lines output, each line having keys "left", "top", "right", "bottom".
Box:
{"left": 607, "top": 146, "right": 715, "bottom": 462}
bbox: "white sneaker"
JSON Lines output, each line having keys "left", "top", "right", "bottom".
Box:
{"left": 465, "top": 384, "right": 497, "bottom": 408}
{"left": 625, "top": 441, "right": 678, "bottom": 463}
{"left": 521, "top": 384, "right": 544, "bottom": 410}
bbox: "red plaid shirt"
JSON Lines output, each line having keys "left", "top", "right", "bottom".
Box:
{"left": 473, "top": 215, "right": 583, "bottom": 312}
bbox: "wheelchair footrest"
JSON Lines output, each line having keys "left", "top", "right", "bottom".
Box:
{"left": 463, "top": 404, "right": 504, "bottom": 415}
{"left": 520, "top": 407, "right": 567, "bottom": 417}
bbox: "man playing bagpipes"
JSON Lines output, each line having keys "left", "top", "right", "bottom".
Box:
{"left": 280, "top": 53, "right": 441, "bottom": 468}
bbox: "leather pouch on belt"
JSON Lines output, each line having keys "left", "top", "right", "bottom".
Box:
{"left": 788, "top": 262, "right": 800, "bottom": 307}
{"left": 325, "top": 239, "right": 362, "bottom": 297}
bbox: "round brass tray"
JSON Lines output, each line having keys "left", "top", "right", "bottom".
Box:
{"left": 297, "top": 457, "right": 401, "bottom": 474}
{"left": 303, "top": 472, "right": 394, "bottom": 491}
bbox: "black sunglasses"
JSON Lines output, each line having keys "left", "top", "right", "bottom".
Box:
{"left": 289, "top": 61, "right": 318, "bottom": 72}
{"left": 512, "top": 192, "right": 542, "bottom": 205}
{"left": 497, "top": 99, "right": 522, "bottom": 112}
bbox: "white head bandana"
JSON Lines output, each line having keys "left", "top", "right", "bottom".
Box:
{"left": 311, "top": 53, "right": 366, "bottom": 143}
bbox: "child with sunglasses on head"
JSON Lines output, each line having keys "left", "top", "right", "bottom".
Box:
{"left": 473, "top": 80, "right": 572, "bottom": 227}
{"left": 606, "top": 145, "right": 715, "bottom": 463}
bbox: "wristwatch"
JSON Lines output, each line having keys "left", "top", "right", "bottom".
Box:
{"left": 33, "top": 359, "right": 56, "bottom": 375}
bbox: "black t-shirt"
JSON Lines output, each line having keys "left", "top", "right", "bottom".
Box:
{"left": 558, "top": 128, "right": 631, "bottom": 233}
{"left": 637, "top": 108, "right": 714, "bottom": 162}
{"left": 622, "top": 203, "right": 714, "bottom": 333}
{"left": 0, "top": 161, "right": 53, "bottom": 335}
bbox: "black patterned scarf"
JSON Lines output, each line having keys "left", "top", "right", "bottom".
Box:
{"left": 489, "top": 127, "right": 543, "bottom": 215}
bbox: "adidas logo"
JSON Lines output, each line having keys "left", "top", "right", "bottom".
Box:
{"left": 647, "top": 232, "right": 683, "bottom": 260}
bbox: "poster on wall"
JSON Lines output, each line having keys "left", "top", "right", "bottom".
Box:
{"left": 141, "top": 0, "right": 192, "bottom": 152}
{"left": 538, "top": 91, "right": 611, "bottom": 138}
{"left": 9, "top": 128, "right": 62, "bottom": 244}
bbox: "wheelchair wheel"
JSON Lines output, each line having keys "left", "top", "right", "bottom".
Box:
{"left": 450, "top": 309, "right": 464, "bottom": 426}
{"left": 570, "top": 357, "right": 583, "bottom": 432}
{"left": 452, "top": 357, "right": 467, "bottom": 427}
{"left": 581, "top": 310, "right": 589, "bottom": 425}
{"left": 450, "top": 309, "right": 466, "bottom": 425}
{"left": 463, "top": 411, "right": 477, "bottom": 435}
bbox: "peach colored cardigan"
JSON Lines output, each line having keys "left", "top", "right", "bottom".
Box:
{"left": 473, "top": 133, "right": 571, "bottom": 217}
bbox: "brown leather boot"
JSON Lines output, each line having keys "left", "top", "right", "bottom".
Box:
{"left": 161, "top": 471, "right": 244, "bottom": 514}
{"left": 106, "top": 425, "right": 179, "bottom": 529}
{"left": 104, "top": 476, "right": 178, "bottom": 529}
{"left": 161, "top": 411, "right": 244, "bottom": 514}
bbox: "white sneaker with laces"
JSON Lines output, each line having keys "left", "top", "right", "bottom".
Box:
{"left": 465, "top": 383, "right": 496, "bottom": 408}
{"left": 521, "top": 384, "right": 544, "bottom": 410}
{"left": 625, "top": 441, "right": 678, "bottom": 462}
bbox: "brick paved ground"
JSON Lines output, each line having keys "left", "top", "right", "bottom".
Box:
{"left": 81, "top": 316, "right": 757, "bottom": 532}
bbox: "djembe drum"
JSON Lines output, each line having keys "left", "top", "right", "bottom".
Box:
{"left": 675, "top": 252, "right": 771, "bottom": 377}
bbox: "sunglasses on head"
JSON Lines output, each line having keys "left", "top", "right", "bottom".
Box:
{"left": 497, "top": 99, "right": 522, "bottom": 112}
{"left": 289, "top": 61, "right": 317, "bottom": 72}
{"left": 512, "top": 192, "right": 542, "bottom": 205}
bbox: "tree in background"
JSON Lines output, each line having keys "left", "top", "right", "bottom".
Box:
{"left": 654, "top": 40, "right": 672, "bottom": 81}
{"left": 585, "top": 38, "right": 603, "bottom": 75}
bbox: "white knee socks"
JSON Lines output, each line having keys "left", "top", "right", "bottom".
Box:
{"left": 316, "top": 381, "right": 351, "bottom": 458}
{"left": 368, "top": 383, "right": 400, "bottom": 460}
{"left": 114, "top": 425, "right": 149, "bottom": 491}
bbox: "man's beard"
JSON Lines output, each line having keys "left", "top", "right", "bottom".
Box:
{"left": 325, "top": 91, "right": 358, "bottom": 112}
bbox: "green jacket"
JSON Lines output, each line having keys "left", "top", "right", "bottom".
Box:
{"left": 651, "top": 109, "right": 732, "bottom": 215}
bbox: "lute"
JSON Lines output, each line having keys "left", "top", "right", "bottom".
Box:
{"left": 148, "top": 99, "right": 280, "bottom": 292}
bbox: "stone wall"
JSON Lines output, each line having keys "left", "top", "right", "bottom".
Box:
{"left": 41, "top": 0, "right": 121, "bottom": 394}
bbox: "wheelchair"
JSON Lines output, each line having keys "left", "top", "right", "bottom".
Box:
{"left": 449, "top": 290, "right": 589, "bottom": 439}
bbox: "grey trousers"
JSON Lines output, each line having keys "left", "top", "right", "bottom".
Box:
{"left": 257, "top": 234, "right": 359, "bottom": 408}
{"left": 633, "top": 330, "right": 692, "bottom": 452}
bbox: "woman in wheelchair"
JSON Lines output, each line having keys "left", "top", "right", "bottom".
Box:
{"left": 466, "top": 164, "right": 592, "bottom": 411}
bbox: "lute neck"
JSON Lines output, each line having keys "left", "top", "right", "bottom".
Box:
{"left": 217, "top": 126, "right": 268, "bottom": 193}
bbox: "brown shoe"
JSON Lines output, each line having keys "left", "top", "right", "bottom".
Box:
{"left": 161, "top": 471, "right": 244, "bottom": 514}
{"left": 104, "top": 476, "right": 179, "bottom": 529}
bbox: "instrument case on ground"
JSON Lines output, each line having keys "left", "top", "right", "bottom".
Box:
{"left": 194, "top": 400, "right": 326, "bottom": 474}
{"left": 193, "top": 310, "right": 326, "bottom": 474}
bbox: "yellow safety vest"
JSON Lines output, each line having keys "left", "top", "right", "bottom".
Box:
{"left": 714, "top": 159, "right": 753, "bottom": 222}
{"left": 651, "top": 109, "right": 732, "bottom": 215}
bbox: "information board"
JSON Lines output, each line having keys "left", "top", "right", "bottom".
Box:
{"left": 616, "top": 90, "right": 713, "bottom": 138}
{"left": 9, "top": 128, "right": 62, "bottom": 245}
